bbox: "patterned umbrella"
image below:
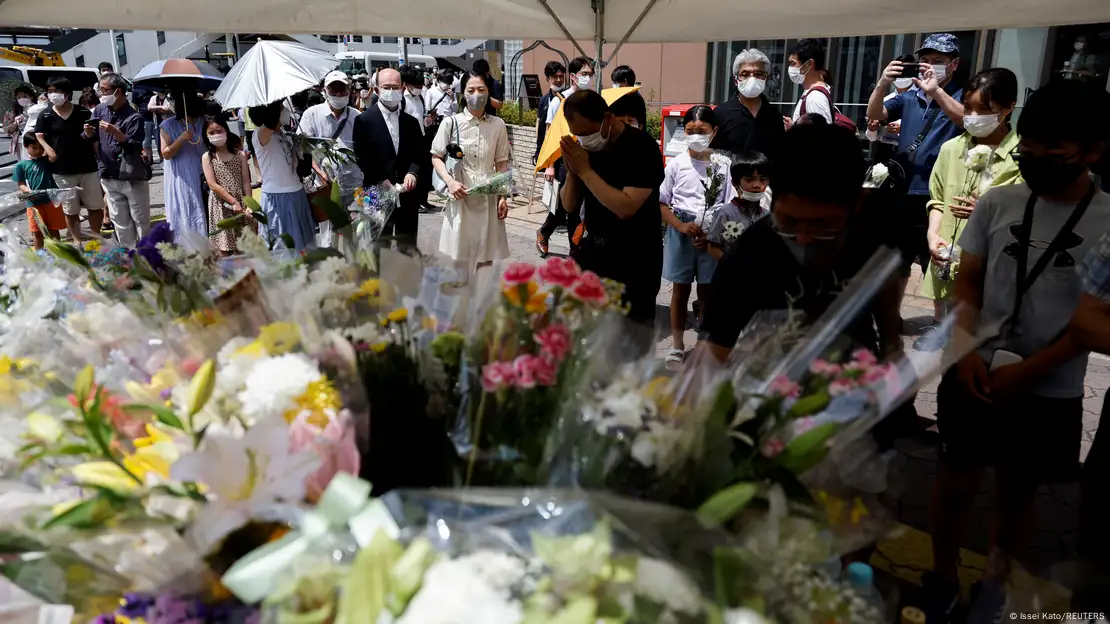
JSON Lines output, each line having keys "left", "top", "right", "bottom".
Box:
{"left": 131, "top": 58, "right": 225, "bottom": 91}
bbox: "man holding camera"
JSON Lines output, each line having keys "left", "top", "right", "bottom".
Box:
{"left": 86, "top": 72, "right": 150, "bottom": 247}
{"left": 866, "top": 33, "right": 965, "bottom": 280}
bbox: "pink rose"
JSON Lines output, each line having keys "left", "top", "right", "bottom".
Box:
{"left": 851, "top": 348, "right": 878, "bottom": 367}
{"left": 761, "top": 438, "right": 785, "bottom": 458}
{"left": 861, "top": 364, "right": 890, "bottom": 386}
{"left": 538, "top": 257, "right": 582, "bottom": 289}
{"left": 535, "top": 323, "right": 572, "bottom": 362}
{"left": 809, "top": 359, "right": 842, "bottom": 377}
{"left": 288, "top": 413, "right": 361, "bottom": 503}
{"left": 513, "top": 355, "right": 538, "bottom": 389}
{"left": 769, "top": 376, "right": 801, "bottom": 399}
{"left": 481, "top": 361, "right": 516, "bottom": 392}
{"left": 501, "top": 262, "right": 537, "bottom": 287}
{"left": 569, "top": 272, "right": 608, "bottom": 306}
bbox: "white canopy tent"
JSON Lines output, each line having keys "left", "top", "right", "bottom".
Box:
{"left": 1, "top": 0, "right": 1107, "bottom": 68}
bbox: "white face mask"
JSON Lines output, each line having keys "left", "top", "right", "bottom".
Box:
{"left": 893, "top": 77, "right": 914, "bottom": 90}
{"left": 1075, "top": 41, "right": 1086, "bottom": 51}
{"left": 576, "top": 120, "right": 610, "bottom": 152}
{"left": 931, "top": 63, "right": 949, "bottom": 82}
{"left": 409, "top": 86, "right": 424, "bottom": 97}
{"left": 326, "top": 94, "right": 348, "bottom": 110}
{"left": 741, "top": 190, "right": 765, "bottom": 202}
{"left": 378, "top": 88, "right": 402, "bottom": 109}
{"left": 439, "top": 82, "right": 451, "bottom": 91}
{"left": 48, "top": 93, "right": 67, "bottom": 106}
{"left": 279, "top": 108, "right": 291, "bottom": 126}
{"left": 963, "top": 113, "right": 1002, "bottom": 138}
{"left": 787, "top": 63, "right": 808, "bottom": 85}
{"left": 612, "top": 83, "right": 620, "bottom": 89}
{"left": 736, "top": 77, "right": 766, "bottom": 99}
{"left": 575, "top": 74, "right": 593, "bottom": 90}
{"left": 465, "top": 92, "right": 488, "bottom": 112}
{"left": 207, "top": 133, "right": 227, "bottom": 147}
{"left": 16, "top": 97, "right": 31, "bottom": 108}
{"left": 685, "top": 134, "right": 712, "bottom": 153}
{"left": 99, "top": 93, "right": 117, "bottom": 107}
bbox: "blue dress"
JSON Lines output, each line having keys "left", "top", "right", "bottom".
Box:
{"left": 160, "top": 117, "right": 208, "bottom": 235}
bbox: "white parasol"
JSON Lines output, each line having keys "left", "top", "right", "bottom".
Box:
{"left": 213, "top": 40, "right": 338, "bottom": 110}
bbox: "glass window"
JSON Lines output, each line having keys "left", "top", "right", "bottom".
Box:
{"left": 75, "top": 55, "right": 85, "bottom": 68}
{"left": 0, "top": 68, "right": 21, "bottom": 83}
{"left": 830, "top": 35, "right": 882, "bottom": 127}
{"left": 156, "top": 31, "right": 166, "bottom": 46}
{"left": 115, "top": 33, "right": 127, "bottom": 68}
{"left": 1048, "top": 24, "right": 1110, "bottom": 87}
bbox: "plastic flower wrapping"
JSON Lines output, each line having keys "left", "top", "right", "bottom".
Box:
{"left": 465, "top": 169, "right": 516, "bottom": 196}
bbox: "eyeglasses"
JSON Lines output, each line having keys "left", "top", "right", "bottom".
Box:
{"left": 736, "top": 71, "right": 769, "bottom": 80}
{"left": 770, "top": 213, "right": 843, "bottom": 240}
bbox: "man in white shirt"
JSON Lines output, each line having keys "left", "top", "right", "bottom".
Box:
{"left": 297, "top": 70, "right": 363, "bottom": 207}
{"left": 400, "top": 65, "right": 428, "bottom": 134}
{"left": 545, "top": 56, "right": 594, "bottom": 128}
{"left": 424, "top": 70, "right": 459, "bottom": 122}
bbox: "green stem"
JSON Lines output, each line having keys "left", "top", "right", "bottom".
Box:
{"left": 80, "top": 393, "right": 143, "bottom": 485}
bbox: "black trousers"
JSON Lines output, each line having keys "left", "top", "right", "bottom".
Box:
{"left": 384, "top": 195, "right": 419, "bottom": 245}
{"left": 1075, "top": 395, "right": 1110, "bottom": 612}
{"left": 539, "top": 207, "right": 580, "bottom": 250}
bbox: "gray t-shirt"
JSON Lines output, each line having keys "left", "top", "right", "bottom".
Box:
{"left": 960, "top": 182, "right": 1110, "bottom": 398}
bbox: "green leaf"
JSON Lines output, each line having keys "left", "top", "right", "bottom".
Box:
{"left": 786, "top": 390, "right": 830, "bottom": 419}
{"left": 122, "top": 403, "right": 184, "bottom": 430}
{"left": 44, "top": 237, "right": 90, "bottom": 269}
{"left": 73, "top": 365, "right": 94, "bottom": 404}
{"left": 41, "top": 496, "right": 106, "bottom": 529}
{"left": 698, "top": 482, "right": 759, "bottom": 526}
{"left": 214, "top": 215, "right": 245, "bottom": 232}
{"left": 311, "top": 186, "right": 353, "bottom": 229}
{"left": 56, "top": 443, "right": 93, "bottom": 455}
{"left": 336, "top": 530, "right": 404, "bottom": 623}
{"left": 777, "top": 422, "right": 838, "bottom": 474}
{"left": 278, "top": 233, "right": 295, "bottom": 250}
{"left": 242, "top": 196, "right": 269, "bottom": 225}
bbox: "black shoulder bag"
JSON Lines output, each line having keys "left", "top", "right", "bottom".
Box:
{"left": 887, "top": 107, "right": 940, "bottom": 195}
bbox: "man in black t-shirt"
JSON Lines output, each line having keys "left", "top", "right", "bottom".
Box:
{"left": 39, "top": 75, "right": 104, "bottom": 242}
{"left": 559, "top": 89, "right": 665, "bottom": 331}
{"left": 711, "top": 48, "right": 786, "bottom": 160}
{"left": 702, "top": 123, "right": 904, "bottom": 362}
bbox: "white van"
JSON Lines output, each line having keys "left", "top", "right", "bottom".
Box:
{"left": 0, "top": 66, "right": 101, "bottom": 100}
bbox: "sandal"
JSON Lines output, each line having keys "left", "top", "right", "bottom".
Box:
{"left": 536, "top": 229, "right": 549, "bottom": 257}
{"left": 665, "top": 348, "right": 685, "bottom": 370}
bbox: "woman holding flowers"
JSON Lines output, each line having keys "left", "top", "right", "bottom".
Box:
{"left": 659, "top": 105, "right": 734, "bottom": 368}
{"left": 432, "top": 70, "right": 511, "bottom": 270}
{"left": 916, "top": 68, "right": 1022, "bottom": 351}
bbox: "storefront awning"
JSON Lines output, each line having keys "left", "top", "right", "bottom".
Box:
{"left": 0, "top": 0, "right": 1106, "bottom": 45}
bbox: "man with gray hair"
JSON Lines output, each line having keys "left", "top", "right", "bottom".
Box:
{"left": 710, "top": 48, "right": 785, "bottom": 160}
{"left": 85, "top": 72, "right": 150, "bottom": 247}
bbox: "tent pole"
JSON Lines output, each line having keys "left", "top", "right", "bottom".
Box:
{"left": 593, "top": 0, "right": 604, "bottom": 87}
{"left": 604, "top": 0, "right": 658, "bottom": 65}
{"left": 537, "top": 0, "right": 591, "bottom": 59}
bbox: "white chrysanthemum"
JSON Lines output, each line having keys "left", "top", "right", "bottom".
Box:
{"left": 965, "top": 144, "right": 993, "bottom": 172}
{"left": 238, "top": 354, "right": 323, "bottom": 421}
{"left": 238, "top": 229, "right": 271, "bottom": 258}
{"left": 634, "top": 558, "right": 703, "bottom": 615}
{"left": 64, "top": 301, "right": 139, "bottom": 339}
{"left": 347, "top": 322, "right": 383, "bottom": 345}
{"left": 722, "top": 221, "right": 745, "bottom": 243}
{"left": 395, "top": 551, "right": 526, "bottom": 624}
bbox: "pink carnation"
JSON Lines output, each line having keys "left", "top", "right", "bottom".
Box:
{"left": 288, "top": 413, "right": 361, "bottom": 503}
{"left": 501, "top": 262, "right": 537, "bottom": 287}
{"left": 769, "top": 376, "right": 801, "bottom": 399}
{"left": 851, "top": 348, "right": 878, "bottom": 367}
{"left": 535, "top": 323, "right": 572, "bottom": 362}
{"left": 569, "top": 272, "right": 608, "bottom": 306}
{"left": 481, "top": 361, "right": 517, "bottom": 392}
{"left": 513, "top": 355, "right": 539, "bottom": 389}
{"left": 761, "top": 438, "right": 785, "bottom": 458}
{"left": 532, "top": 354, "right": 558, "bottom": 386}
{"left": 861, "top": 364, "right": 891, "bottom": 385}
{"left": 538, "top": 257, "right": 582, "bottom": 289}
{"left": 828, "top": 379, "right": 855, "bottom": 396}
{"left": 809, "top": 359, "right": 842, "bottom": 378}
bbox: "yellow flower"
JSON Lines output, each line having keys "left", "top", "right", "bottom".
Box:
{"left": 82, "top": 239, "right": 101, "bottom": 253}
{"left": 133, "top": 423, "right": 174, "bottom": 448}
{"left": 0, "top": 355, "right": 30, "bottom": 405}
{"left": 387, "top": 307, "right": 409, "bottom": 323}
{"left": 26, "top": 411, "right": 63, "bottom": 443}
{"left": 370, "top": 341, "right": 388, "bottom": 353}
{"left": 235, "top": 322, "right": 302, "bottom": 357}
{"left": 72, "top": 438, "right": 179, "bottom": 492}
{"left": 285, "top": 378, "right": 341, "bottom": 428}
{"left": 502, "top": 282, "right": 547, "bottom": 315}
{"left": 351, "top": 278, "right": 382, "bottom": 303}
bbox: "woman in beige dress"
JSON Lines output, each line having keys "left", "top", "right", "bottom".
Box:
{"left": 431, "top": 71, "right": 510, "bottom": 268}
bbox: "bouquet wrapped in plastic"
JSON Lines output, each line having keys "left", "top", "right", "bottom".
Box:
{"left": 351, "top": 183, "right": 401, "bottom": 246}
{"left": 466, "top": 169, "right": 515, "bottom": 196}
{"left": 452, "top": 258, "right": 624, "bottom": 487}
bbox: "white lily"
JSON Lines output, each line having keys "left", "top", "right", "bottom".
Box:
{"left": 170, "top": 416, "right": 320, "bottom": 554}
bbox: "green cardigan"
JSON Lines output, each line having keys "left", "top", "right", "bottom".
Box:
{"left": 922, "top": 129, "right": 1023, "bottom": 301}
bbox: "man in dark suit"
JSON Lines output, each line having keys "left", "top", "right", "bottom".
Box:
{"left": 353, "top": 68, "right": 423, "bottom": 242}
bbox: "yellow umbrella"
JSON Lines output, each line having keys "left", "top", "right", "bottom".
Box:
{"left": 535, "top": 86, "right": 641, "bottom": 172}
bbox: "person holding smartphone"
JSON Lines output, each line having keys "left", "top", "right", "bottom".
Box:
{"left": 926, "top": 81, "right": 1110, "bottom": 623}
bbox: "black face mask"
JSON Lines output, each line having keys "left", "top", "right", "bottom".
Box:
{"left": 1018, "top": 155, "right": 1088, "bottom": 196}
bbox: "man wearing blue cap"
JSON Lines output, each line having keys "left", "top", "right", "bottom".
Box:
{"left": 867, "top": 33, "right": 965, "bottom": 322}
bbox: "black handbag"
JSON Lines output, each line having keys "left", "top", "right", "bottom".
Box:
{"left": 117, "top": 144, "right": 152, "bottom": 182}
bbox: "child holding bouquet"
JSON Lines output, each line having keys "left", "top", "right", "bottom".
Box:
{"left": 13, "top": 132, "right": 64, "bottom": 249}
{"left": 659, "top": 105, "right": 734, "bottom": 368}
{"left": 917, "top": 68, "right": 1022, "bottom": 352}
{"left": 706, "top": 151, "right": 773, "bottom": 261}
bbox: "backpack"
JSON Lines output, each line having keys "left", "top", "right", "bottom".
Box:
{"left": 799, "top": 85, "right": 857, "bottom": 132}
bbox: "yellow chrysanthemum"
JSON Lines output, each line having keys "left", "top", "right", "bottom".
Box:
{"left": 284, "top": 378, "right": 341, "bottom": 428}
{"left": 235, "top": 322, "right": 302, "bottom": 357}
{"left": 387, "top": 307, "right": 409, "bottom": 323}
{"left": 351, "top": 278, "right": 382, "bottom": 303}
{"left": 502, "top": 282, "right": 547, "bottom": 315}
{"left": 370, "top": 341, "right": 388, "bottom": 353}
{"left": 0, "top": 355, "right": 30, "bottom": 406}
{"left": 82, "top": 240, "right": 101, "bottom": 253}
